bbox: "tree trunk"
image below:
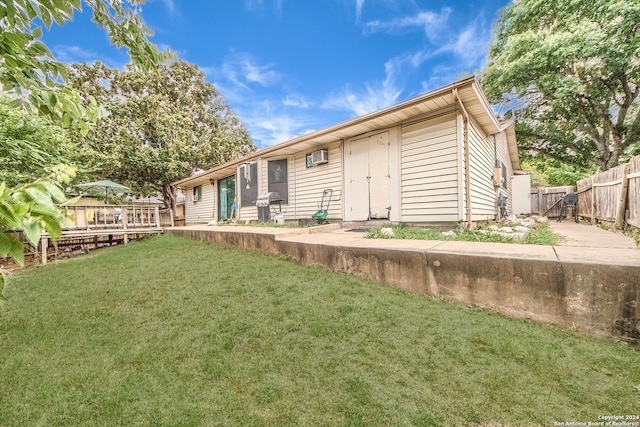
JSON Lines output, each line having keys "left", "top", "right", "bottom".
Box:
{"left": 162, "top": 182, "right": 177, "bottom": 219}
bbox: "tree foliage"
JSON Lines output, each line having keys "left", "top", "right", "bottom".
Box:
{"left": 482, "top": 0, "right": 640, "bottom": 171}
{"left": 66, "top": 60, "right": 255, "bottom": 210}
{"left": 521, "top": 158, "right": 595, "bottom": 188}
{"left": 0, "top": 0, "right": 161, "bottom": 290}
{"left": 0, "top": 0, "right": 162, "bottom": 131}
{"left": 0, "top": 98, "right": 73, "bottom": 187}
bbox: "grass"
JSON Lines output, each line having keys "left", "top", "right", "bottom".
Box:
{"left": 620, "top": 226, "right": 640, "bottom": 248}
{"left": 1, "top": 235, "right": 638, "bottom": 426}
{"left": 366, "top": 222, "right": 563, "bottom": 245}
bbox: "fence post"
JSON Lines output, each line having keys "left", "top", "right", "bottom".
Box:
{"left": 615, "top": 164, "right": 630, "bottom": 228}
{"left": 591, "top": 174, "right": 597, "bottom": 225}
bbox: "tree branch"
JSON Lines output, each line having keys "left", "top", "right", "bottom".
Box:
{"left": 624, "top": 108, "right": 640, "bottom": 147}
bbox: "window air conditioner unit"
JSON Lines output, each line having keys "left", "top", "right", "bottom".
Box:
{"left": 311, "top": 149, "right": 328, "bottom": 165}
{"left": 192, "top": 193, "right": 199, "bottom": 202}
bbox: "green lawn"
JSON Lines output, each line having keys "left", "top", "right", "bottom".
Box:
{"left": 1, "top": 235, "right": 638, "bottom": 426}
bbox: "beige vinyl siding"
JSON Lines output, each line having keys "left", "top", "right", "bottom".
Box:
{"left": 495, "top": 131, "right": 514, "bottom": 212}
{"left": 184, "top": 182, "right": 216, "bottom": 224}
{"left": 291, "top": 143, "right": 342, "bottom": 220}
{"left": 400, "top": 113, "right": 459, "bottom": 222}
{"left": 468, "top": 119, "right": 497, "bottom": 220}
{"left": 237, "top": 207, "right": 258, "bottom": 221}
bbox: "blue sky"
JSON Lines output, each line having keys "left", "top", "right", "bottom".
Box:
{"left": 43, "top": 0, "right": 510, "bottom": 148}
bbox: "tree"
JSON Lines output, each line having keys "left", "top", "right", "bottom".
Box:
{"left": 1, "top": 0, "right": 162, "bottom": 130}
{"left": 66, "top": 60, "right": 255, "bottom": 212}
{"left": 521, "top": 158, "right": 595, "bottom": 188}
{"left": 482, "top": 0, "right": 640, "bottom": 171}
{"left": 0, "top": 0, "right": 161, "bottom": 293}
{"left": 0, "top": 98, "right": 73, "bottom": 187}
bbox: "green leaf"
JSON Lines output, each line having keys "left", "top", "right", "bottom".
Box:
{"left": 0, "top": 270, "right": 6, "bottom": 301}
{"left": 0, "top": 200, "right": 23, "bottom": 229}
{"left": 40, "top": 215, "right": 62, "bottom": 240}
{"left": 0, "top": 232, "right": 24, "bottom": 266}
{"left": 22, "top": 219, "right": 42, "bottom": 247}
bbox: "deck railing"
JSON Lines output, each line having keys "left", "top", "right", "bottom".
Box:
{"left": 62, "top": 205, "right": 161, "bottom": 230}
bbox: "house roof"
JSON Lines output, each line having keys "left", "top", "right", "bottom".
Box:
{"left": 174, "top": 76, "right": 518, "bottom": 187}
{"left": 502, "top": 120, "right": 521, "bottom": 170}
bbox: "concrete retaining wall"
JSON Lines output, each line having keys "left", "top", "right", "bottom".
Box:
{"left": 167, "top": 228, "right": 640, "bottom": 342}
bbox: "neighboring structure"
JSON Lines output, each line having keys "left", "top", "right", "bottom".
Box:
{"left": 173, "top": 77, "right": 523, "bottom": 227}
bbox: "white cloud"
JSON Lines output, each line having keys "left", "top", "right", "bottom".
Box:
{"left": 245, "top": 0, "right": 264, "bottom": 10}
{"left": 435, "top": 18, "right": 490, "bottom": 65}
{"left": 322, "top": 60, "right": 402, "bottom": 116}
{"left": 282, "top": 95, "right": 311, "bottom": 109}
{"left": 363, "top": 8, "right": 451, "bottom": 42}
{"left": 205, "top": 54, "right": 320, "bottom": 148}
{"left": 355, "top": 0, "right": 365, "bottom": 21}
{"left": 247, "top": 111, "right": 316, "bottom": 148}
{"left": 209, "top": 51, "right": 283, "bottom": 92}
{"left": 52, "top": 45, "right": 124, "bottom": 68}
{"left": 244, "top": 61, "right": 281, "bottom": 86}
{"left": 361, "top": 7, "right": 490, "bottom": 95}
{"left": 245, "top": 0, "right": 283, "bottom": 14}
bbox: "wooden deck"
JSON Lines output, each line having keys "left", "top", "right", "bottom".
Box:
{"left": 38, "top": 205, "right": 164, "bottom": 264}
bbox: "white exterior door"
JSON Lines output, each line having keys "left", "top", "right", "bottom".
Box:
{"left": 368, "top": 132, "right": 390, "bottom": 219}
{"left": 345, "top": 132, "right": 390, "bottom": 220}
{"left": 511, "top": 174, "right": 532, "bottom": 215}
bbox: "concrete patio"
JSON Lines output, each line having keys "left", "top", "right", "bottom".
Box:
{"left": 166, "top": 221, "right": 640, "bottom": 342}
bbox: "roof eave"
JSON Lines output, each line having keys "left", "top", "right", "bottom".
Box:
{"left": 174, "top": 76, "right": 497, "bottom": 187}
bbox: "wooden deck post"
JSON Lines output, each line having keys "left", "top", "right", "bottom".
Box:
{"left": 41, "top": 236, "right": 48, "bottom": 265}
{"left": 155, "top": 206, "right": 160, "bottom": 228}
{"left": 122, "top": 207, "right": 129, "bottom": 244}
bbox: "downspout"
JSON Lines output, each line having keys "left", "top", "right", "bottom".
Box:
{"left": 453, "top": 88, "right": 473, "bottom": 229}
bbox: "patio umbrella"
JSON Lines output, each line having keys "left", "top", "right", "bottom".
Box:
{"left": 75, "top": 180, "right": 131, "bottom": 201}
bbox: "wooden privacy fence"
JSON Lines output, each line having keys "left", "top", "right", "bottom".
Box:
{"left": 530, "top": 186, "right": 574, "bottom": 217}
{"left": 576, "top": 154, "right": 640, "bottom": 229}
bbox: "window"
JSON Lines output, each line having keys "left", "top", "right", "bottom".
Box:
{"left": 240, "top": 163, "right": 258, "bottom": 207}
{"left": 268, "top": 159, "right": 288, "bottom": 204}
{"left": 192, "top": 185, "right": 202, "bottom": 202}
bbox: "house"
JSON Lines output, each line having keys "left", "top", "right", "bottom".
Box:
{"left": 173, "top": 77, "right": 524, "bottom": 227}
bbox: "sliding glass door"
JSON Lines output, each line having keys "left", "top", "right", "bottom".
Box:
{"left": 218, "top": 175, "right": 236, "bottom": 220}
